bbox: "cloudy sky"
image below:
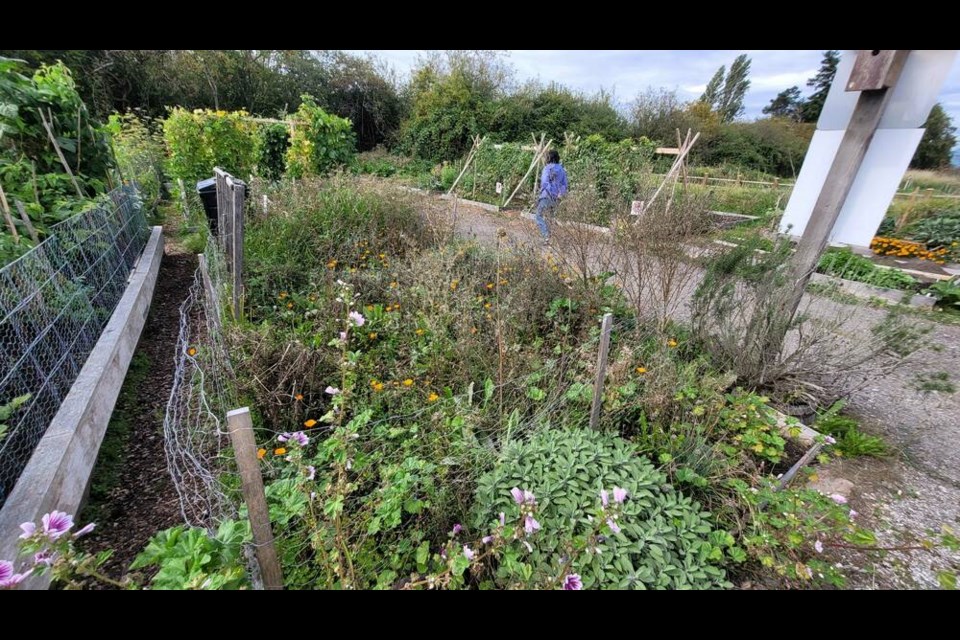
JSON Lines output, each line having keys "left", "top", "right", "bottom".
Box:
{"left": 352, "top": 50, "right": 960, "bottom": 152}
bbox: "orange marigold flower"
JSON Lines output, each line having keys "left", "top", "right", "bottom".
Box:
{"left": 369, "top": 332, "right": 378, "bottom": 339}
{"left": 415, "top": 328, "right": 425, "bottom": 336}
{"left": 287, "top": 302, "right": 293, "bottom": 309}
{"left": 450, "top": 280, "right": 459, "bottom": 291}
{"left": 274, "top": 447, "right": 287, "bottom": 456}
{"left": 366, "top": 305, "right": 374, "bottom": 311}
{"left": 327, "top": 259, "right": 338, "bottom": 269}
{"left": 667, "top": 339, "right": 678, "bottom": 348}
{"left": 187, "top": 347, "right": 197, "bottom": 357}
{"left": 428, "top": 392, "right": 440, "bottom": 402}
{"left": 402, "top": 378, "right": 414, "bottom": 387}
{"left": 279, "top": 292, "right": 288, "bottom": 299}
{"left": 295, "top": 393, "right": 304, "bottom": 401}
{"left": 304, "top": 419, "right": 318, "bottom": 428}
{"left": 257, "top": 448, "right": 266, "bottom": 460}
{"left": 635, "top": 366, "right": 647, "bottom": 374}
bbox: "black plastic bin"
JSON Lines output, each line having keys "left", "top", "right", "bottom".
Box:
{"left": 197, "top": 177, "right": 219, "bottom": 236}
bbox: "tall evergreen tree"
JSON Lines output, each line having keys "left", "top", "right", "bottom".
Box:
{"left": 763, "top": 86, "right": 803, "bottom": 121}
{"left": 801, "top": 50, "right": 840, "bottom": 123}
{"left": 911, "top": 103, "right": 957, "bottom": 169}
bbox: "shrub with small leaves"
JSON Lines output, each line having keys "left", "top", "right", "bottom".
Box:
{"left": 473, "top": 428, "right": 731, "bottom": 589}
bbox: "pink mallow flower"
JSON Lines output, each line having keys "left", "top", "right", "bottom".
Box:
{"left": 814, "top": 540, "right": 824, "bottom": 554}
{"left": 562, "top": 573, "right": 583, "bottom": 590}
{"left": 19, "top": 522, "right": 35, "bottom": 539}
{"left": 325, "top": 386, "right": 340, "bottom": 395}
{"left": 482, "top": 536, "right": 493, "bottom": 544}
{"left": 511, "top": 488, "right": 524, "bottom": 504}
{"left": 829, "top": 494, "right": 847, "bottom": 505}
{"left": 306, "top": 466, "right": 316, "bottom": 481}
{"left": 463, "top": 545, "right": 475, "bottom": 561}
{"left": 34, "top": 550, "right": 57, "bottom": 566}
{"left": 600, "top": 489, "right": 609, "bottom": 507}
{"left": 339, "top": 331, "right": 347, "bottom": 341}
{"left": 279, "top": 432, "right": 309, "bottom": 446}
{"left": 452, "top": 524, "right": 462, "bottom": 536}
{"left": 524, "top": 515, "right": 541, "bottom": 534}
{"left": 348, "top": 311, "right": 366, "bottom": 327}
{"left": 824, "top": 436, "right": 837, "bottom": 445}
{"left": 73, "top": 523, "right": 95, "bottom": 538}
{"left": 0, "top": 560, "right": 32, "bottom": 588}
{"left": 42, "top": 511, "right": 74, "bottom": 539}
{"left": 607, "top": 518, "right": 621, "bottom": 534}
{"left": 613, "top": 487, "right": 628, "bottom": 504}
{"left": 499, "top": 512, "right": 506, "bottom": 526}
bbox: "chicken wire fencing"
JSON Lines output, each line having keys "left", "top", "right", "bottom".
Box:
{"left": 0, "top": 185, "right": 149, "bottom": 508}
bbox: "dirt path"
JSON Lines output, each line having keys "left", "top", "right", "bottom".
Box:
{"left": 448, "top": 198, "right": 960, "bottom": 589}
{"left": 78, "top": 222, "right": 195, "bottom": 583}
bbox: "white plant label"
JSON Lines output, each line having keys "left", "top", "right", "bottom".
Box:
{"left": 495, "top": 182, "right": 503, "bottom": 194}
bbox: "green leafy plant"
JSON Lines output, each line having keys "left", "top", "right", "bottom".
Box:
{"left": 285, "top": 94, "right": 355, "bottom": 178}
{"left": 105, "top": 111, "right": 166, "bottom": 212}
{"left": 818, "top": 248, "right": 919, "bottom": 291}
{"left": 473, "top": 428, "right": 731, "bottom": 589}
{"left": 717, "top": 391, "right": 786, "bottom": 464}
{"left": 162, "top": 107, "right": 257, "bottom": 186}
{"left": 906, "top": 211, "right": 960, "bottom": 260}
{"left": 0, "top": 394, "right": 31, "bottom": 442}
{"left": 929, "top": 279, "right": 960, "bottom": 308}
{"left": 129, "top": 520, "right": 250, "bottom": 590}
{"left": 256, "top": 122, "right": 289, "bottom": 181}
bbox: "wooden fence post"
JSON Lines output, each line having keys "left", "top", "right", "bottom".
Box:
{"left": 589, "top": 313, "right": 613, "bottom": 431}
{"left": 226, "top": 407, "right": 284, "bottom": 590}
{"left": 232, "top": 182, "right": 245, "bottom": 320}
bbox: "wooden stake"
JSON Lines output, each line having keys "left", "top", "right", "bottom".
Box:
{"left": 504, "top": 138, "right": 552, "bottom": 208}
{"left": 226, "top": 407, "right": 284, "bottom": 590}
{"left": 14, "top": 200, "right": 40, "bottom": 243}
{"left": 447, "top": 135, "right": 484, "bottom": 195}
{"left": 37, "top": 108, "right": 84, "bottom": 198}
{"left": 589, "top": 313, "right": 614, "bottom": 431}
{"left": 0, "top": 183, "right": 21, "bottom": 241}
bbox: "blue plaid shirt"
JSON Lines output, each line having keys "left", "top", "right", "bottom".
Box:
{"left": 539, "top": 163, "right": 568, "bottom": 201}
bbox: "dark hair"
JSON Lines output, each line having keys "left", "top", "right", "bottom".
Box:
{"left": 547, "top": 149, "right": 560, "bottom": 164}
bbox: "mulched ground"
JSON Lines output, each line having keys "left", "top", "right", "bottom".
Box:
{"left": 76, "top": 229, "right": 196, "bottom": 585}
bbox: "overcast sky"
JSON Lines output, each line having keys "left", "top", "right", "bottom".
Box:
{"left": 351, "top": 50, "right": 960, "bottom": 152}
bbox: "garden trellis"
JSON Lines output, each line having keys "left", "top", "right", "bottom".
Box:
{"left": 0, "top": 186, "right": 148, "bottom": 507}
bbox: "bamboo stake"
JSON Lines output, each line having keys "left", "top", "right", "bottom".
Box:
{"left": 0, "top": 183, "right": 21, "bottom": 241}
{"left": 38, "top": 108, "right": 84, "bottom": 198}
{"left": 14, "top": 200, "right": 40, "bottom": 243}
{"left": 504, "top": 138, "right": 553, "bottom": 208}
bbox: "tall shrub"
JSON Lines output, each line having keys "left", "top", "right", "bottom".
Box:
{"left": 285, "top": 94, "right": 355, "bottom": 178}
{"left": 162, "top": 107, "right": 257, "bottom": 186}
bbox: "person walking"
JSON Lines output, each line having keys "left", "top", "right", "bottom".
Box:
{"left": 534, "top": 149, "right": 567, "bottom": 245}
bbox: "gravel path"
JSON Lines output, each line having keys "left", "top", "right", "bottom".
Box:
{"left": 447, "top": 197, "right": 960, "bottom": 589}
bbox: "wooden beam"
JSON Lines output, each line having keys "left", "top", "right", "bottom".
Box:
{"left": 764, "top": 50, "right": 910, "bottom": 357}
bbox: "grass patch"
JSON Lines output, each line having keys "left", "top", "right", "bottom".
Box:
{"left": 912, "top": 371, "right": 957, "bottom": 394}
{"left": 815, "top": 404, "right": 889, "bottom": 458}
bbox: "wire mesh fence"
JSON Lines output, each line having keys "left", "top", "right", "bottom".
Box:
{"left": 163, "top": 233, "right": 237, "bottom": 528}
{"left": 0, "top": 185, "right": 148, "bottom": 507}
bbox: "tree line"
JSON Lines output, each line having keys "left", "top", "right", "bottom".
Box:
{"left": 2, "top": 49, "right": 955, "bottom": 175}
